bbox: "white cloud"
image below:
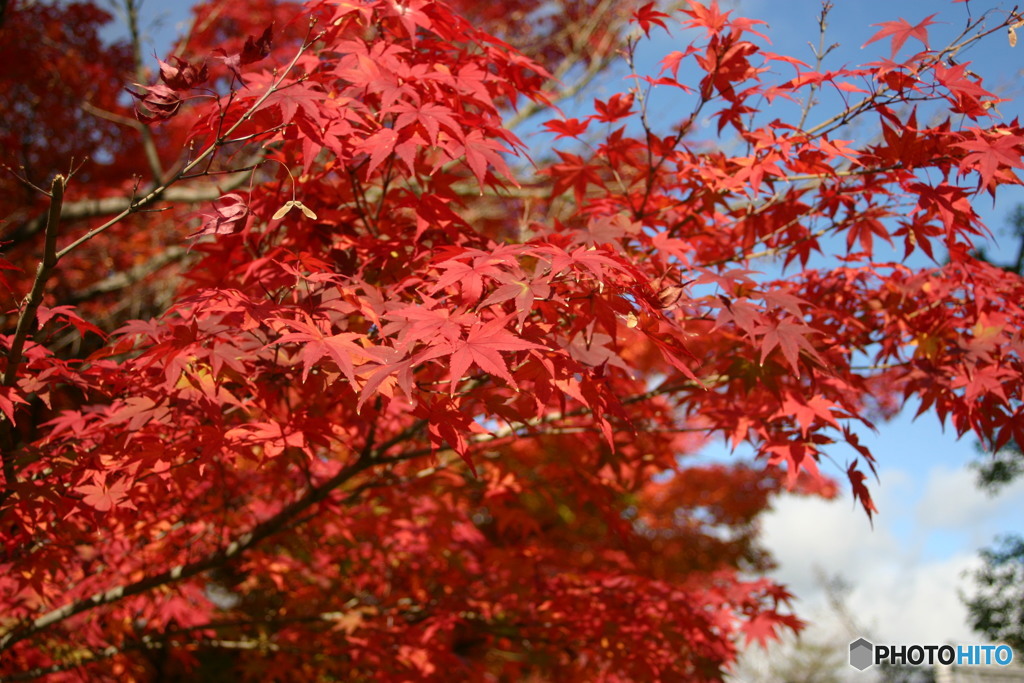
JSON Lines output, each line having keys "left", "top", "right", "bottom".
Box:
{"left": 759, "top": 492, "right": 896, "bottom": 599}
{"left": 733, "top": 462, "right": 1024, "bottom": 680}
{"left": 846, "top": 552, "right": 983, "bottom": 645}
{"left": 915, "top": 465, "right": 1024, "bottom": 536}
{"left": 758, "top": 468, "right": 914, "bottom": 602}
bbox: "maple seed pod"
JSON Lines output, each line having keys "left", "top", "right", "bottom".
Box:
{"left": 273, "top": 200, "right": 318, "bottom": 220}
{"left": 1011, "top": 18, "right": 1024, "bottom": 48}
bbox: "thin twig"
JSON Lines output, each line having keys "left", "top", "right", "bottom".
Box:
{"left": 55, "top": 29, "right": 319, "bottom": 260}
{"left": 796, "top": 2, "right": 837, "bottom": 131}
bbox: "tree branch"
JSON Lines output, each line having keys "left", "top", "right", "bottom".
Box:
{"left": 505, "top": 0, "right": 624, "bottom": 131}
{"left": 3, "top": 172, "right": 249, "bottom": 247}
{"left": 64, "top": 246, "right": 187, "bottom": 304}
{"left": 0, "top": 432, "right": 378, "bottom": 654}
{"left": 4, "top": 635, "right": 295, "bottom": 681}
{"left": 1, "top": 175, "right": 65, "bottom": 489}
{"left": 53, "top": 27, "right": 317, "bottom": 261}
{"left": 124, "top": 0, "right": 165, "bottom": 181}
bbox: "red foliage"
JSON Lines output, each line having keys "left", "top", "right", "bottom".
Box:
{"left": 1, "top": 0, "right": 1023, "bottom": 680}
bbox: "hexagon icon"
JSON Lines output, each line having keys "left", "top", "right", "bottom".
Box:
{"left": 849, "top": 638, "right": 874, "bottom": 671}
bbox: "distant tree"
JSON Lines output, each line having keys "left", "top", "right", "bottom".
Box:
{"left": 971, "top": 443, "right": 1024, "bottom": 493}
{"left": 965, "top": 535, "right": 1024, "bottom": 656}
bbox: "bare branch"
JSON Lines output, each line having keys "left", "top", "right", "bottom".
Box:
{"left": 796, "top": 2, "right": 838, "bottom": 131}
{"left": 65, "top": 246, "right": 187, "bottom": 304}
{"left": 123, "top": 0, "right": 165, "bottom": 181}
{"left": 3, "top": 171, "right": 250, "bottom": 247}
{"left": 80, "top": 100, "right": 145, "bottom": 131}
{"left": 505, "top": 0, "right": 623, "bottom": 131}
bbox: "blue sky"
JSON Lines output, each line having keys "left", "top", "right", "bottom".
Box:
{"left": 121, "top": 0, "right": 1024, "bottom": 670}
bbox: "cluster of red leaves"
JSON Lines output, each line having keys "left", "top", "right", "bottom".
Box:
{"left": 1, "top": 0, "right": 1023, "bottom": 680}
{"left": 0, "top": 3, "right": 142, "bottom": 219}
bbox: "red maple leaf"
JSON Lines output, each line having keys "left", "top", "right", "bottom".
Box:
{"left": 241, "top": 25, "right": 273, "bottom": 65}
{"left": 592, "top": 93, "right": 635, "bottom": 123}
{"left": 0, "top": 386, "right": 28, "bottom": 426}
{"left": 776, "top": 394, "right": 841, "bottom": 438}
{"left": 542, "top": 118, "right": 590, "bottom": 139}
{"left": 446, "top": 316, "right": 544, "bottom": 393}
{"left": 383, "top": 299, "right": 474, "bottom": 352}
{"left": 360, "top": 127, "right": 399, "bottom": 178}
{"left": 457, "top": 129, "right": 516, "bottom": 186}
{"left": 75, "top": 474, "right": 135, "bottom": 512}
{"left": 430, "top": 251, "right": 516, "bottom": 303}
{"left": 275, "top": 316, "right": 380, "bottom": 384}
{"left": 392, "top": 101, "right": 460, "bottom": 146}
{"left": 756, "top": 319, "right": 823, "bottom": 375}
{"left": 158, "top": 56, "right": 208, "bottom": 91}
{"left": 128, "top": 83, "right": 181, "bottom": 124}
{"left": 742, "top": 612, "right": 782, "bottom": 649}
{"left": 544, "top": 151, "right": 603, "bottom": 205}
{"left": 862, "top": 14, "right": 937, "bottom": 57}
{"left": 953, "top": 130, "right": 1024, "bottom": 189}
{"left": 250, "top": 76, "right": 327, "bottom": 126}
{"left": 633, "top": 2, "right": 670, "bottom": 37}
{"left": 848, "top": 463, "right": 878, "bottom": 524}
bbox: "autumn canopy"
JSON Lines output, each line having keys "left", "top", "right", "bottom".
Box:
{"left": 1, "top": 0, "right": 1022, "bottom": 679}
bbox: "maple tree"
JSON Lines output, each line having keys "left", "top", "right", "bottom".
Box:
{"left": 1, "top": 0, "right": 1024, "bottom": 679}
